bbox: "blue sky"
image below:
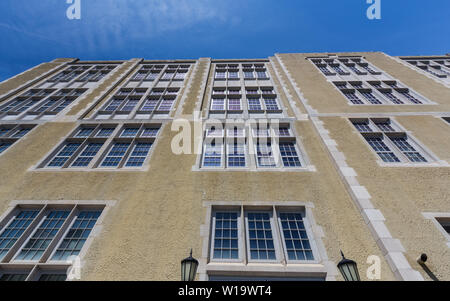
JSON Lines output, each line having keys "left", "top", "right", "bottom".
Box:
{"left": 0, "top": 0, "right": 449, "bottom": 81}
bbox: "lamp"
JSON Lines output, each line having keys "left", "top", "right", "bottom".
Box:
{"left": 181, "top": 249, "right": 199, "bottom": 281}
{"left": 337, "top": 251, "right": 360, "bottom": 281}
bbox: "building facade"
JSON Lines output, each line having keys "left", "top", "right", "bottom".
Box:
{"left": 0, "top": 53, "right": 449, "bottom": 281}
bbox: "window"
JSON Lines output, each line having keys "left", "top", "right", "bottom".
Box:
{"left": 101, "top": 143, "right": 131, "bottom": 167}
{"left": 360, "top": 92, "right": 382, "bottom": 105}
{"left": 92, "top": 63, "right": 190, "bottom": 120}
{"left": 212, "top": 212, "right": 239, "bottom": 260}
{"left": 279, "top": 142, "right": 302, "bottom": 167}
{"left": 389, "top": 137, "right": 427, "bottom": 162}
{"left": 210, "top": 98, "right": 225, "bottom": 111}
{"left": 71, "top": 143, "right": 104, "bottom": 167}
{"left": 200, "top": 123, "right": 304, "bottom": 170}
{"left": 436, "top": 218, "right": 450, "bottom": 235}
{"left": 209, "top": 206, "right": 316, "bottom": 264}
{"left": 0, "top": 124, "right": 36, "bottom": 155}
{"left": 41, "top": 123, "right": 160, "bottom": 170}
{"left": 343, "top": 92, "right": 364, "bottom": 105}
{"left": 0, "top": 203, "right": 106, "bottom": 281}
{"left": 256, "top": 143, "right": 276, "bottom": 167}
{"left": 203, "top": 142, "right": 222, "bottom": 167}
{"left": 365, "top": 137, "right": 401, "bottom": 163}
{"left": 48, "top": 65, "right": 116, "bottom": 84}
{"left": 351, "top": 118, "right": 432, "bottom": 164}
{"left": 263, "top": 97, "right": 280, "bottom": 111}
{"left": 381, "top": 91, "right": 404, "bottom": 104}
{"left": 247, "top": 98, "right": 261, "bottom": 111}
{"left": 0, "top": 89, "right": 86, "bottom": 120}
{"left": 227, "top": 142, "right": 246, "bottom": 167}
{"left": 228, "top": 99, "right": 242, "bottom": 111}
{"left": 313, "top": 57, "right": 431, "bottom": 105}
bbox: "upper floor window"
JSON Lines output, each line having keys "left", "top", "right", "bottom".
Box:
{"left": 0, "top": 88, "right": 87, "bottom": 121}
{"left": 402, "top": 57, "right": 450, "bottom": 82}
{"left": 199, "top": 123, "right": 305, "bottom": 170}
{"left": 48, "top": 65, "right": 116, "bottom": 84}
{"left": 38, "top": 123, "right": 161, "bottom": 170}
{"left": 333, "top": 80, "right": 429, "bottom": 105}
{"left": 351, "top": 118, "right": 433, "bottom": 164}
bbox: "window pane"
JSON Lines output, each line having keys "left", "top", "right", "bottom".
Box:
{"left": 279, "top": 212, "right": 314, "bottom": 261}
{"left": 279, "top": 142, "right": 301, "bottom": 167}
{"left": 247, "top": 213, "right": 276, "bottom": 261}
{"left": 0, "top": 210, "right": 39, "bottom": 260}
{"left": 213, "top": 212, "right": 239, "bottom": 260}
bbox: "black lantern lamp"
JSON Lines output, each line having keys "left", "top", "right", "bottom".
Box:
{"left": 181, "top": 249, "right": 199, "bottom": 281}
{"left": 337, "top": 251, "right": 360, "bottom": 281}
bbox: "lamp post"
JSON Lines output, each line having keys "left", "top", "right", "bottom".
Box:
{"left": 181, "top": 249, "right": 199, "bottom": 281}
{"left": 337, "top": 251, "right": 360, "bottom": 281}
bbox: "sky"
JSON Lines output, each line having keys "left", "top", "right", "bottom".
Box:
{"left": 0, "top": 0, "right": 449, "bottom": 81}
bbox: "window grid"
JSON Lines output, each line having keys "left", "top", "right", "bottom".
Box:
{"left": 279, "top": 142, "right": 301, "bottom": 167}
{"left": 247, "top": 212, "right": 276, "bottom": 261}
{"left": 279, "top": 212, "right": 314, "bottom": 261}
{"left": 227, "top": 143, "right": 246, "bottom": 167}
{"left": 0, "top": 210, "right": 40, "bottom": 260}
{"left": 212, "top": 212, "right": 239, "bottom": 260}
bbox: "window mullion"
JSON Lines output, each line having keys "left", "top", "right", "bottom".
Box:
{"left": 241, "top": 206, "right": 248, "bottom": 265}
{"left": 272, "top": 206, "right": 286, "bottom": 265}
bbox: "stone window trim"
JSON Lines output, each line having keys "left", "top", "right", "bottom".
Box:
{"left": 0, "top": 200, "right": 115, "bottom": 281}
{"left": 194, "top": 121, "right": 315, "bottom": 172}
{"left": 30, "top": 122, "right": 165, "bottom": 172}
{"left": 422, "top": 212, "right": 450, "bottom": 248}
{"left": 348, "top": 117, "right": 444, "bottom": 167}
{"left": 199, "top": 201, "right": 336, "bottom": 281}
